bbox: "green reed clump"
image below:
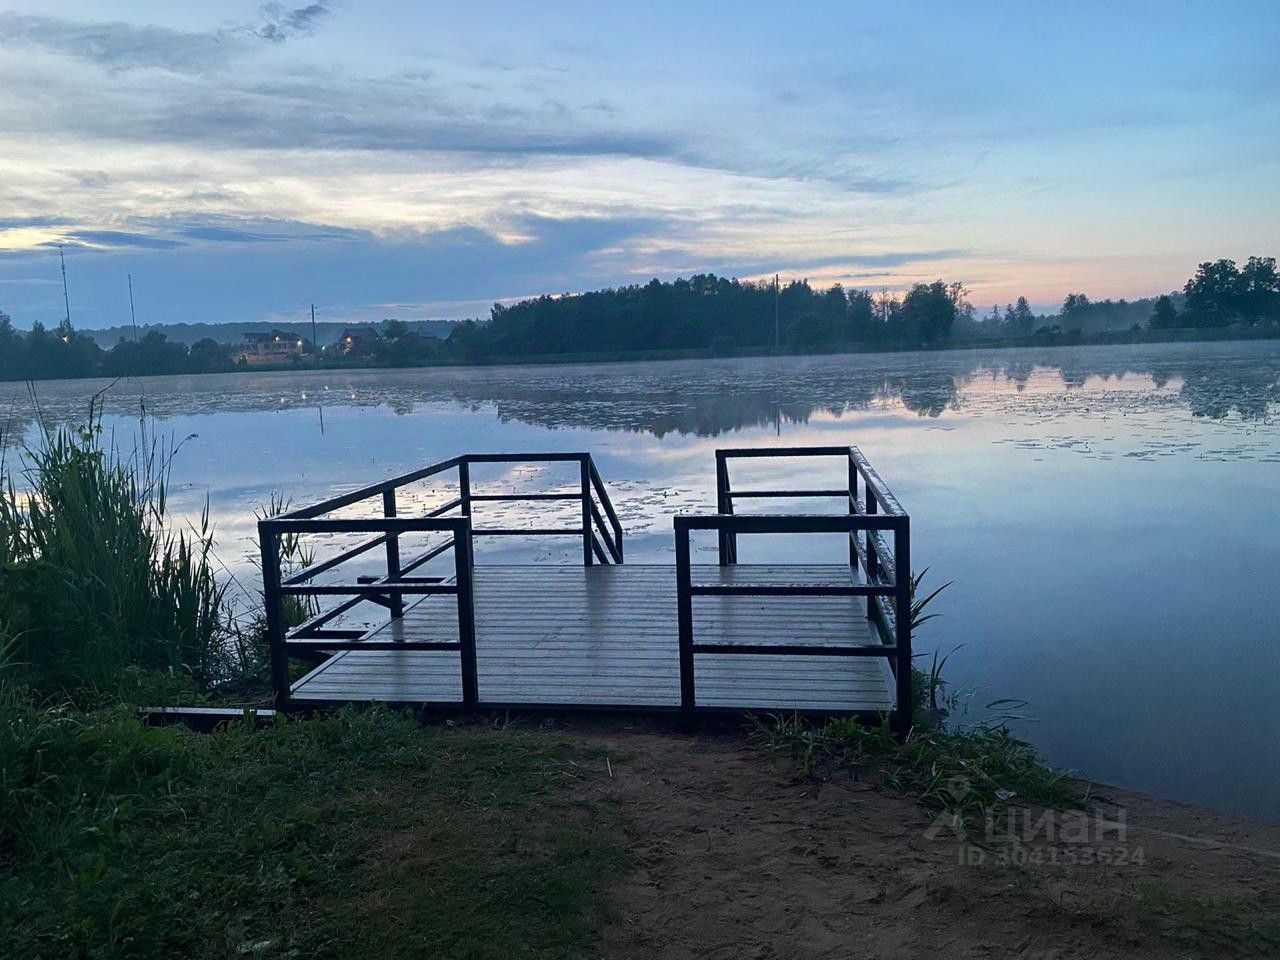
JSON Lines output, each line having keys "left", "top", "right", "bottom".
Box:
{"left": 0, "top": 403, "right": 227, "bottom": 702}
{"left": 751, "top": 569, "right": 1080, "bottom": 815}
{"left": 750, "top": 711, "right": 1082, "bottom": 815}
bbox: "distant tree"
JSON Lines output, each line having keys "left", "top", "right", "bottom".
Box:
{"left": 785, "top": 311, "right": 830, "bottom": 349}
{"left": 1239, "top": 256, "right": 1280, "bottom": 323}
{"left": 947, "top": 282, "right": 973, "bottom": 322}
{"left": 873, "top": 291, "right": 900, "bottom": 327}
{"left": 1183, "top": 259, "right": 1243, "bottom": 327}
{"left": 188, "top": 337, "right": 232, "bottom": 373}
{"left": 820, "top": 283, "right": 848, "bottom": 338}
{"left": 1149, "top": 294, "right": 1179, "bottom": 329}
{"left": 784, "top": 284, "right": 848, "bottom": 349}
{"left": 1010, "top": 297, "right": 1035, "bottom": 335}
{"left": 382, "top": 318, "right": 408, "bottom": 340}
{"left": 0, "top": 310, "right": 22, "bottom": 380}
{"left": 1060, "top": 292, "right": 1091, "bottom": 331}
{"left": 23, "top": 321, "right": 60, "bottom": 379}
{"left": 106, "top": 330, "right": 188, "bottom": 377}
{"left": 847, "top": 289, "right": 875, "bottom": 340}
{"left": 445, "top": 319, "right": 485, "bottom": 362}
{"left": 901, "top": 280, "right": 957, "bottom": 345}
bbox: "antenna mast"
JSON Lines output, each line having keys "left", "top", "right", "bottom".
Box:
{"left": 311, "top": 303, "right": 319, "bottom": 368}
{"left": 774, "top": 273, "right": 780, "bottom": 352}
{"left": 58, "top": 244, "right": 72, "bottom": 326}
{"left": 128, "top": 274, "right": 139, "bottom": 340}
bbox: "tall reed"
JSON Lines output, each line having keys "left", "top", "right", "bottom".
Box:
{"left": 0, "top": 400, "right": 227, "bottom": 701}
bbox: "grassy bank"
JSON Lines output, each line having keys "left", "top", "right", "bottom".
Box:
{"left": 0, "top": 699, "right": 624, "bottom": 960}
{"left": 749, "top": 711, "right": 1083, "bottom": 815}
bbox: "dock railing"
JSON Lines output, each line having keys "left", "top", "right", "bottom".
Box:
{"left": 259, "top": 452, "right": 623, "bottom": 707}
{"left": 678, "top": 445, "right": 912, "bottom": 730}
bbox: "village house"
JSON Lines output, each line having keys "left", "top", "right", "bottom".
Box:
{"left": 239, "top": 330, "right": 306, "bottom": 365}
{"left": 335, "top": 326, "right": 382, "bottom": 355}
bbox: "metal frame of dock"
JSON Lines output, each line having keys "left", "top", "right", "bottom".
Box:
{"left": 258, "top": 446, "right": 913, "bottom": 729}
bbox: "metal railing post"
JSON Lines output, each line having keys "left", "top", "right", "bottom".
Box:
{"left": 458, "top": 459, "right": 471, "bottom": 516}
{"left": 847, "top": 450, "right": 858, "bottom": 573}
{"left": 675, "top": 517, "right": 696, "bottom": 717}
{"left": 715, "top": 451, "right": 736, "bottom": 564}
{"left": 258, "top": 522, "right": 291, "bottom": 708}
{"left": 893, "top": 518, "right": 912, "bottom": 735}
{"left": 382, "top": 489, "right": 404, "bottom": 619}
{"left": 580, "top": 456, "right": 594, "bottom": 566}
{"left": 454, "top": 517, "right": 479, "bottom": 706}
{"left": 866, "top": 485, "right": 879, "bottom": 586}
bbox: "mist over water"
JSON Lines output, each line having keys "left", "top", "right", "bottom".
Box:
{"left": 4, "top": 340, "right": 1278, "bottom": 820}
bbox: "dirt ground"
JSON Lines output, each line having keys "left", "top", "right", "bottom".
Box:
{"left": 552, "top": 720, "right": 1280, "bottom": 960}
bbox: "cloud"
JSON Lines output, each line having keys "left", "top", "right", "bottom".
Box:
{"left": 0, "top": 216, "right": 70, "bottom": 230}
{"left": 0, "top": 212, "right": 669, "bottom": 327}
{"left": 626, "top": 247, "right": 973, "bottom": 287}
{"left": 176, "top": 225, "right": 286, "bottom": 244}
{"left": 0, "top": 10, "right": 908, "bottom": 186}
{"left": 249, "top": 3, "right": 331, "bottom": 44}
{"left": 808, "top": 250, "right": 969, "bottom": 270}
{"left": 4, "top": 216, "right": 376, "bottom": 253}
{"left": 0, "top": 13, "right": 231, "bottom": 74}
{"left": 173, "top": 219, "right": 363, "bottom": 244}
{"left": 0, "top": 6, "right": 333, "bottom": 74}
{"left": 0, "top": 16, "right": 677, "bottom": 162}
{"left": 53, "top": 230, "right": 185, "bottom": 250}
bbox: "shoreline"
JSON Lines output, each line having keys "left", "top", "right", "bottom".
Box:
{"left": 4, "top": 323, "right": 1278, "bottom": 384}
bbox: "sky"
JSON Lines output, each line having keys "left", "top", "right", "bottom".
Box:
{"left": 0, "top": 1, "right": 1277, "bottom": 330}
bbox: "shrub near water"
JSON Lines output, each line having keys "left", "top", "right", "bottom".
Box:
{"left": 0, "top": 409, "right": 226, "bottom": 701}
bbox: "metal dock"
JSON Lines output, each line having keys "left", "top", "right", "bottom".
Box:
{"left": 258, "top": 447, "right": 913, "bottom": 728}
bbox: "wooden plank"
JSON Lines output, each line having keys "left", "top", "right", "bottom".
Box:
{"left": 290, "top": 562, "right": 894, "bottom": 712}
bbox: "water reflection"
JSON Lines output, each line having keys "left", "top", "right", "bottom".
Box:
{"left": 2, "top": 342, "right": 1277, "bottom": 449}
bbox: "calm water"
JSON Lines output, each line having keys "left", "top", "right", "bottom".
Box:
{"left": 5, "top": 341, "right": 1279, "bottom": 820}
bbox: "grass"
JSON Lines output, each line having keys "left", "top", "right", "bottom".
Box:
{"left": 943, "top": 862, "right": 1280, "bottom": 957}
{"left": 0, "top": 695, "right": 625, "bottom": 960}
{"left": 749, "top": 711, "right": 1083, "bottom": 815}
{"left": 750, "top": 568, "right": 1082, "bottom": 816}
{"left": 0, "top": 396, "right": 229, "bottom": 703}
{"left": 1129, "top": 883, "right": 1280, "bottom": 955}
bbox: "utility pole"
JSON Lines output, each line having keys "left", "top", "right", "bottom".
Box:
{"left": 311, "top": 303, "right": 319, "bottom": 368}
{"left": 127, "top": 274, "right": 139, "bottom": 340}
{"left": 58, "top": 244, "right": 71, "bottom": 327}
{"left": 774, "top": 273, "right": 780, "bottom": 353}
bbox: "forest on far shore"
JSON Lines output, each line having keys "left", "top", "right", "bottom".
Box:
{"left": 2, "top": 256, "right": 1277, "bottom": 382}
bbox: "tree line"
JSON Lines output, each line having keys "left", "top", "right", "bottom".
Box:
{"left": 1, "top": 256, "right": 1276, "bottom": 381}
{"left": 446, "top": 257, "right": 1278, "bottom": 359}
{"left": 0, "top": 317, "right": 242, "bottom": 381}
{"left": 448, "top": 276, "right": 975, "bottom": 360}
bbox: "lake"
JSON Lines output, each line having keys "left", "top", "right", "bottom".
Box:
{"left": 4, "top": 340, "right": 1278, "bottom": 821}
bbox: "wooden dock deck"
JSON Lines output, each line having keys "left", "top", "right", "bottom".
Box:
{"left": 260, "top": 447, "right": 913, "bottom": 726}
{"left": 290, "top": 564, "right": 894, "bottom": 711}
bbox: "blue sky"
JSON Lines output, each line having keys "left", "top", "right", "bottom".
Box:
{"left": 0, "top": 1, "right": 1277, "bottom": 329}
